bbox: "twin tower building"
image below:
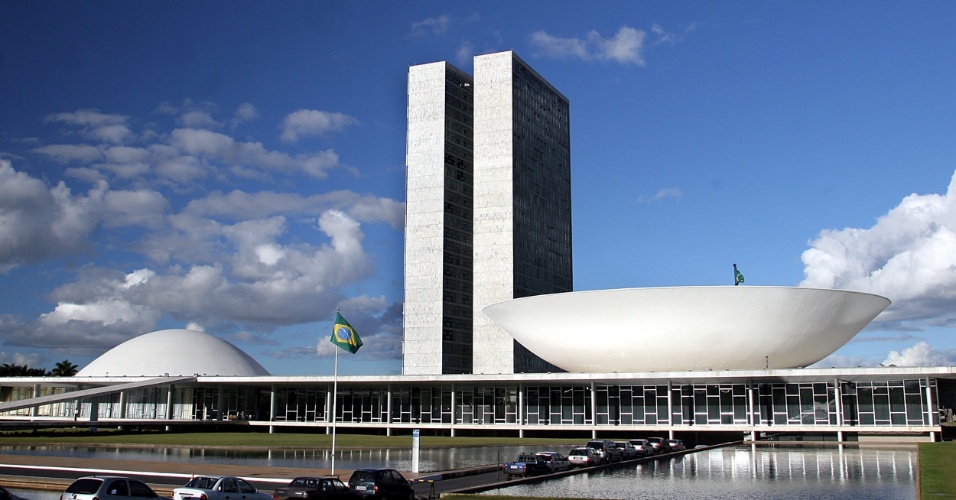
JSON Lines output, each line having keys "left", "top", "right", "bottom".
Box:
{"left": 403, "top": 51, "right": 573, "bottom": 375}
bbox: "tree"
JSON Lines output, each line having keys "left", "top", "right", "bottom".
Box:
{"left": 50, "top": 359, "right": 79, "bottom": 377}
{"left": 0, "top": 363, "right": 46, "bottom": 376}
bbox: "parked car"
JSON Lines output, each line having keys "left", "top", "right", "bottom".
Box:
{"left": 62, "top": 476, "right": 169, "bottom": 500}
{"left": 535, "top": 451, "right": 571, "bottom": 473}
{"left": 612, "top": 441, "right": 636, "bottom": 460}
{"left": 503, "top": 453, "right": 551, "bottom": 478}
{"left": 173, "top": 476, "right": 271, "bottom": 500}
{"left": 567, "top": 447, "right": 598, "bottom": 468}
{"left": 586, "top": 440, "right": 621, "bottom": 463}
{"left": 272, "top": 476, "right": 358, "bottom": 500}
{"left": 0, "top": 485, "right": 27, "bottom": 500}
{"left": 346, "top": 469, "right": 415, "bottom": 500}
{"left": 628, "top": 438, "right": 654, "bottom": 457}
{"left": 666, "top": 439, "right": 687, "bottom": 452}
{"left": 647, "top": 437, "right": 670, "bottom": 454}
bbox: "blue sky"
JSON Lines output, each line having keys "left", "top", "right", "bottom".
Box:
{"left": 2, "top": 1, "right": 955, "bottom": 375}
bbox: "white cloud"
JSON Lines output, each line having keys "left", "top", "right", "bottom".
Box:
{"left": 530, "top": 26, "right": 646, "bottom": 66}
{"left": 181, "top": 190, "right": 404, "bottom": 230}
{"left": 0, "top": 352, "right": 42, "bottom": 367}
{"left": 47, "top": 109, "right": 127, "bottom": 127}
{"left": 636, "top": 187, "right": 683, "bottom": 203}
{"left": 34, "top": 144, "right": 103, "bottom": 163}
{"left": 179, "top": 110, "right": 222, "bottom": 129}
{"left": 882, "top": 341, "right": 956, "bottom": 367}
{"left": 456, "top": 41, "right": 475, "bottom": 66}
{"left": 0, "top": 160, "right": 169, "bottom": 272}
{"left": 410, "top": 15, "right": 450, "bottom": 36}
{"left": 279, "top": 110, "right": 359, "bottom": 143}
{"left": 801, "top": 170, "right": 956, "bottom": 327}
{"left": 46, "top": 109, "right": 133, "bottom": 144}
{"left": 231, "top": 103, "right": 260, "bottom": 129}
{"left": 171, "top": 128, "right": 343, "bottom": 178}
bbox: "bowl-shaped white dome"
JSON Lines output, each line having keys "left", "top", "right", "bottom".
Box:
{"left": 483, "top": 287, "right": 890, "bottom": 372}
{"left": 77, "top": 329, "right": 271, "bottom": 377}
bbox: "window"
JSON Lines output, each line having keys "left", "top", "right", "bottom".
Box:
{"left": 129, "top": 480, "right": 154, "bottom": 497}
{"left": 106, "top": 479, "right": 128, "bottom": 496}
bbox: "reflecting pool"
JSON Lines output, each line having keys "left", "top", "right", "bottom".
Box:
{"left": 484, "top": 444, "right": 917, "bottom": 499}
{"left": 0, "top": 443, "right": 567, "bottom": 472}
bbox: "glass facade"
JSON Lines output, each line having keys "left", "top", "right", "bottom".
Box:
{"left": 2, "top": 378, "right": 941, "bottom": 436}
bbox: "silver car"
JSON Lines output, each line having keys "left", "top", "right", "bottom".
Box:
{"left": 61, "top": 476, "right": 169, "bottom": 500}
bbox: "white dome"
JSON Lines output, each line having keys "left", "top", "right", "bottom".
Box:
{"left": 482, "top": 286, "right": 890, "bottom": 372}
{"left": 77, "top": 329, "right": 271, "bottom": 377}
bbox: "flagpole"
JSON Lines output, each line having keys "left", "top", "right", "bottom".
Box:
{"left": 331, "top": 344, "right": 339, "bottom": 475}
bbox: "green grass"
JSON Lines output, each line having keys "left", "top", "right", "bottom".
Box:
{"left": 0, "top": 428, "right": 578, "bottom": 449}
{"left": 919, "top": 441, "right": 956, "bottom": 498}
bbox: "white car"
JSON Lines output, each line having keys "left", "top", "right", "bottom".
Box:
{"left": 62, "top": 476, "right": 169, "bottom": 500}
{"left": 173, "top": 476, "right": 271, "bottom": 500}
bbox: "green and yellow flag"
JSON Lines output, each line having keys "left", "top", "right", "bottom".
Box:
{"left": 734, "top": 264, "right": 745, "bottom": 286}
{"left": 330, "top": 311, "right": 363, "bottom": 354}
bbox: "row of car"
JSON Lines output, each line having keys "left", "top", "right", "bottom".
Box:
{"left": 567, "top": 437, "right": 687, "bottom": 468}
{"left": 60, "top": 469, "right": 417, "bottom": 500}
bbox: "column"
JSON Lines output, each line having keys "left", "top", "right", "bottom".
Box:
{"left": 926, "top": 377, "right": 937, "bottom": 442}
{"left": 386, "top": 384, "right": 392, "bottom": 437}
{"left": 450, "top": 385, "right": 456, "bottom": 437}
{"left": 31, "top": 384, "right": 40, "bottom": 417}
{"left": 748, "top": 382, "right": 756, "bottom": 442}
{"left": 834, "top": 379, "right": 844, "bottom": 442}
{"left": 268, "top": 385, "right": 276, "bottom": 434}
{"left": 590, "top": 382, "right": 597, "bottom": 439}
{"left": 326, "top": 386, "right": 333, "bottom": 434}
{"left": 667, "top": 381, "right": 674, "bottom": 439}
{"left": 165, "top": 385, "right": 174, "bottom": 431}
{"left": 518, "top": 384, "right": 524, "bottom": 438}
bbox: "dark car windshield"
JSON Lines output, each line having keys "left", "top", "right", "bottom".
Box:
{"left": 349, "top": 470, "right": 376, "bottom": 483}
{"left": 66, "top": 479, "right": 103, "bottom": 494}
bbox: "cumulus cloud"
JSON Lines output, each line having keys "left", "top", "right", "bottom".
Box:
{"left": 3, "top": 208, "right": 379, "bottom": 349}
{"left": 2, "top": 101, "right": 402, "bottom": 367}
{"left": 34, "top": 144, "right": 104, "bottom": 163}
{"left": 46, "top": 109, "right": 133, "bottom": 144}
{"left": 531, "top": 26, "right": 646, "bottom": 66}
{"left": 183, "top": 190, "right": 404, "bottom": 230}
{"left": 801, "top": 170, "right": 956, "bottom": 326}
{"left": 410, "top": 15, "right": 450, "bottom": 36}
{"left": 882, "top": 342, "right": 956, "bottom": 367}
{"left": 230, "top": 103, "right": 260, "bottom": 129}
{"left": 279, "top": 110, "right": 359, "bottom": 143}
{"left": 0, "top": 160, "right": 160, "bottom": 271}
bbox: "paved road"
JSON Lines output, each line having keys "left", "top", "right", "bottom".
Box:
{"left": 0, "top": 449, "right": 704, "bottom": 499}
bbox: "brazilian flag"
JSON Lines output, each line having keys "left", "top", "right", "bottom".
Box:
{"left": 734, "top": 264, "right": 745, "bottom": 286}
{"left": 330, "top": 311, "right": 363, "bottom": 354}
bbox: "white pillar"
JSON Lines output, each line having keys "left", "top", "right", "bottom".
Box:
{"left": 667, "top": 381, "right": 674, "bottom": 439}
{"left": 269, "top": 385, "right": 276, "bottom": 434}
{"left": 386, "top": 384, "right": 392, "bottom": 436}
{"left": 165, "top": 385, "right": 174, "bottom": 431}
{"left": 450, "top": 384, "right": 456, "bottom": 437}
{"left": 518, "top": 384, "right": 524, "bottom": 438}
{"left": 31, "top": 384, "right": 40, "bottom": 417}
{"left": 926, "top": 376, "right": 937, "bottom": 442}
{"left": 590, "top": 382, "right": 597, "bottom": 439}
